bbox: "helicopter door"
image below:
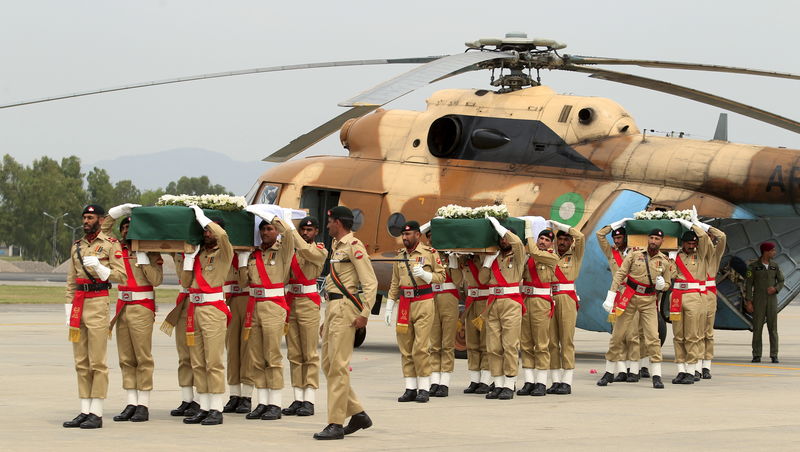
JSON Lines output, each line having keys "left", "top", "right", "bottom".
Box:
{"left": 337, "top": 190, "right": 384, "bottom": 254}
{"left": 299, "top": 187, "right": 340, "bottom": 251}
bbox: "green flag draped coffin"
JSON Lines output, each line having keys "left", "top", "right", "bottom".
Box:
{"left": 430, "top": 217, "right": 527, "bottom": 251}
{"left": 624, "top": 219, "right": 687, "bottom": 250}
{"left": 128, "top": 206, "right": 255, "bottom": 252}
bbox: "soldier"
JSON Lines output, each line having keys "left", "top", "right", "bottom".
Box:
{"left": 596, "top": 221, "right": 648, "bottom": 381}
{"left": 700, "top": 223, "right": 727, "bottom": 378}
{"left": 282, "top": 216, "right": 327, "bottom": 417}
{"left": 63, "top": 204, "right": 125, "bottom": 429}
{"left": 102, "top": 203, "right": 163, "bottom": 423}
{"left": 423, "top": 227, "right": 461, "bottom": 398}
{"left": 222, "top": 237, "right": 253, "bottom": 415}
{"left": 459, "top": 253, "right": 492, "bottom": 394}
{"left": 518, "top": 224, "right": 560, "bottom": 397}
{"left": 181, "top": 206, "right": 234, "bottom": 425}
{"left": 313, "top": 206, "right": 377, "bottom": 440}
{"left": 478, "top": 217, "right": 526, "bottom": 400}
{"left": 598, "top": 229, "right": 674, "bottom": 389}
{"left": 668, "top": 218, "right": 710, "bottom": 384}
{"left": 745, "top": 242, "right": 784, "bottom": 363}
{"left": 240, "top": 205, "right": 294, "bottom": 421}
{"left": 384, "top": 221, "right": 445, "bottom": 403}
{"left": 547, "top": 221, "right": 585, "bottom": 395}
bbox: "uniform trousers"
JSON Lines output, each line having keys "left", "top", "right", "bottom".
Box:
{"left": 520, "top": 297, "right": 551, "bottom": 370}
{"left": 548, "top": 294, "right": 577, "bottom": 370}
{"left": 226, "top": 295, "right": 253, "bottom": 386}
{"left": 672, "top": 294, "right": 704, "bottom": 365}
{"left": 486, "top": 298, "right": 522, "bottom": 377}
{"left": 397, "top": 298, "right": 434, "bottom": 377}
{"left": 72, "top": 296, "right": 110, "bottom": 398}
{"left": 321, "top": 298, "right": 364, "bottom": 425}
{"left": 430, "top": 293, "right": 459, "bottom": 373}
{"left": 465, "top": 300, "right": 489, "bottom": 372}
{"left": 247, "top": 300, "right": 286, "bottom": 389}
{"left": 605, "top": 294, "right": 663, "bottom": 362}
{"left": 174, "top": 301, "right": 193, "bottom": 387}
{"left": 287, "top": 296, "right": 321, "bottom": 388}
{"left": 188, "top": 305, "right": 227, "bottom": 394}
{"left": 702, "top": 292, "right": 717, "bottom": 360}
{"left": 116, "top": 304, "right": 155, "bottom": 391}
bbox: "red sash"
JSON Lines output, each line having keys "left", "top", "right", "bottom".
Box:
{"left": 69, "top": 277, "right": 109, "bottom": 342}
{"left": 186, "top": 255, "right": 232, "bottom": 346}
{"left": 523, "top": 257, "right": 554, "bottom": 318}
{"left": 488, "top": 259, "right": 525, "bottom": 315}
{"left": 612, "top": 249, "right": 624, "bottom": 268}
{"left": 706, "top": 274, "right": 717, "bottom": 295}
{"left": 670, "top": 254, "right": 702, "bottom": 321}
{"left": 397, "top": 284, "right": 434, "bottom": 333}
{"left": 244, "top": 250, "right": 288, "bottom": 340}
{"left": 553, "top": 265, "right": 579, "bottom": 310}
{"left": 610, "top": 276, "right": 655, "bottom": 322}
{"left": 114, "top": 247, "right": 156, "bottom": 316}
{"left": 465, "top": 260, "right": 489, "bottom": 310}
{"left": 286, "top": 253, "right": 322, "bottom": 306}
{"left": 433, "top": 270, "right": 461, "bottom": 299}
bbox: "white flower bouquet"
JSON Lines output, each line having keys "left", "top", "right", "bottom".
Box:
{"left": 436, "top": 204, "right": 509, "bottom": 219}
{"left": 633, "top": 209, "right": 692, "bottom": 221}
{"left": 156, "top": 194, "right": 247, "bottom": 212}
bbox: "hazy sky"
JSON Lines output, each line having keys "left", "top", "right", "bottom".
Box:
{"left": 1, "top": 0, "right": 798, "bottom": 176}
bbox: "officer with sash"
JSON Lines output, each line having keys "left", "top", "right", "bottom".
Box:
{"left": 384, "top": 221, "right": 446, "bottom": 403}
{"left": 700, "top": 223, "right": 726, "bottom": 378}
{"left": 459, "top": 253, "right": 492, "bottom": 394}
{"left": 63, "top": 204, "right": 126, "bottom": 429}
{"left": 102, "top": 203, "right": 163, "bottom": 423}
{"left": 314, "top": 206, "right": 377, "bottom": 440}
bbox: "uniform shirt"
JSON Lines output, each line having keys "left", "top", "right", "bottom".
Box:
{"left": 478, "top": 231, "right": 526, "bottom": 286}
{"left": 324, "top": 231, "right": 378, "bottom": 317}
{"left": 101, "top": 215, "right": 163, "bottom": 287}
{"left": 706, "top": 226, "right": 727, "bottom": 277}
{"left": 556, "top": 227, "right": 586, "bottom": 281}
{"left": 459, "top": 254, "right": 484, "bottom": 288}
{"left": 245, "top": 219, "right": 294, "bottom": 287}
{"left": 438, "top": 250, "right": 463, "bottom": 288}
{"left": 611, "top": 248, "right": 674, "bottom": 293}
{"left": 290, "top": 228, "right": 328, "bottom": 281}
{"left": 388, "top": 242, "right": 446, "bottom": 300}
{"left": 66, "top": 230, "right": 127, "bottom": 301}
{"left": 673, "top": 225, "right": 710, "bottom": 283}
{"left": 595, "top": 225, "right": 628, "bottom": 274}
{"left": 522, "top": 238, "right": 560, "bottom": 284}
{"left": 744, "top": 259, "right": 785, "bottom": 302}
{"left": 181, "top": 222, "right": 233, "bottom": 289}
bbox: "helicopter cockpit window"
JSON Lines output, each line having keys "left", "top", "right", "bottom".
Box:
{"left": 351, "top": 208, "right": 364, "bottom": 232}
{"left": 258, "top": 183, "right": 281, "bottom": 205}
{"left": 387, "top": 212, "right": 406, "bottom": 237}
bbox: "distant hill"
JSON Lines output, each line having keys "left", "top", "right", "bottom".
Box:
{"left": 88, "top": 147, "right": 273, "bottom": 196}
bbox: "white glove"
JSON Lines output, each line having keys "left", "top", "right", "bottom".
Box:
{"left": 486, "top": 215, "right": 509, "bottom": 237}
{"left": 108, "top": 203, "right": 141, "bottom": 219}
{"left": 447, "top": 253, "right": 458, "bottom": 269}
{"left": 281, "top": 208, "right": 296, "bottom": 230}
{"left": 609, "top": 217, "right": 632, "bottom": 231}
{"left": 693, "top": 219, "right": 711, "bottom": 232}
{"left": 236, "top": 251, "right": 251, "bottom": 268}
{"left": 190, "top": 205, "right": 212, "bottom": 228}
{"left": 82, "top": 256, "right": 111, "bottom": 280}
{"left": 483, "top": 251, "right": 499, "bottom": 268}
{"left": 690, "top": 205, "right": 699, "bottom": 223}
{"left": 420, "top": 221, "right": 431, "bottom": 235}
{"left": 384, "top": 299, "right": 396, "bottom": 326}
{"left": 245, "top": 204, "right": 278, "bottom": 223}
{"left": 519, "top": 216, "right": 546, "bottom": 239}
{"left": 602, "top": 290, "right": 616, "bottom": 313}
{"left": 671, "top": 218, "right": 693, "bottom": 230}
{"left": 412, "top": 265, "right": 433, "bottom": 284}
{"left": 183, "top": 245, "right": 200, "bottom": 271}
{"left": 548, "top": 220, "right": 570, "bottom": 233}
{"left": 655, "top": 275, "right": 667, "bottom": 291}
{"left": 135, "top": 251, "right": 150, "bottom": 266}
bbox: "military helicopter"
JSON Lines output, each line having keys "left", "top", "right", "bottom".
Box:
{"left": 3, "top": 33, "right": 799, "bottom": 344}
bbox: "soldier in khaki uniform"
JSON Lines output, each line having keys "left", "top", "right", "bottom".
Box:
{"left": 598, "top": 229, "right": 674, "bottom": 389}
{"left": 63, "top": 204, "right": 126, "bottom": 429}
{"left": 222, "top": 253, "right": 252, "bottom": 414}
{"left": 240, "top": 205, "right": 294, "bottom": 421}
{"left": 518, "top": 226, "right": 559, "bottom": 397}
{"left": 459, "top": 253, "right": 492, "bottom": 394}
{"left": 745, "top": 242, "right": 785, "bottom": 363}
{"left": 547, "top": 221, "right": 585, "bottom": 395}
{"left": 478, "top": 217, "right": 526, "bottom": 400}
{"left": 314, "top": 206, "right": 377, "bottom": 440}
{"left": 181, "top": 206, "right": 234, "bottom": 425}
{"left": 668, "top": 219, "right": 710, "bottom": 385}
{"left": 283, "top": 216, "right": 327, "bottom": 417}
{"left": 428, "top": 245, "right": 461, "bottom": 397}
{"left": 384, "top": 221, "right": 446, "bottom": 403}
{"left": 699, "top": 224, "right": 726, "bottom": 378}
{"left": 102, "top": 204, "right": 163, "bottom": 423}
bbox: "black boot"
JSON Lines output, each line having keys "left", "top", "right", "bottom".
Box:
{"left": 613, "top": 372, "right": 627, "bottom": 382}
{"left": 261, "top": 404, "right": 282, "bottom": 420}
{"left": 702, "top": 368, "right": 712, "bottom": 380}
{"left": 397, "top": 389, "right": 417, "bottom": 402}
{"left": 314, "top": 423, "right": 344, "bottom": 440}
{"left": 485, "top": 386, "right": 502, "bottom": 399}
{"left": 531, "top": 383, "right": 547, "bottom": 396}
{"left": 113, "top": 404, "right": 137, "bottom": 422}
{"left": 201, "top": 409, "right": 223, "bottom": 425}
{"left": 429, "top": 384, "right": 440, "bottom": 395}
{"left": 516, "top": 382, "right": 535, "bottom": 395}
{"left": 640, "top": 367, "right": 651, "bottom": 378}
{"left": 498, "top": 388, "right": 514, "bottom": 400}
{"left": 771, "top": 357, "right": 779, "bottom": 363}
{"left": 222, "top": 396, "right": 240, "bottom": 413}
{"left": 63, "top": 413, "right": 88, "bottom": 428}
{"left": 652, "top": 375, "right": 664, "bottom": 389}
{"left": 751, "top": 356, "right": 761, "bottom": 363}
{"left": 415, "top": 390, "right": 430, "bottom": 403}
{"left": 130, "top": 405, "right": 149, "bottom": 422}
{"left": 296, "top": 401, "right": 314, "bottom": 416}
{"left": 596, "top": 372, "right": 614, "bottom": 386}
{"left": 434, "top": 385, "right": 449, "bottom": 397}
{"left": 282, "top": 400, "right": 303, "bottom": 415}
{"left": 693, "top": 371, "right": 701, "bottom": 382}
{"left": 79, "top": 413, "right": 102, "bottom": 429}
{"left": 463, "top": 382, "right": 480, "bottom": 394}
{"left": 473, "top": 382, "right": 491, "bottom": 394}
{"left": 171, "top": 400, "right": 200, "bottom": 417}
{"left": 626, "top": 372, "right": 640, "bottom": 383}
{"left": 344, "top": 411, "right": 372, "bottom": 435}
{"left": 183, "top": 410, "right": 209, "bottom": 424}
{"left": 246, "top": 404, "right": 268, "bottom": 420}
{"left": 235, "top": 397, "right": 251, "bottom": 414}
{"left": 546, "top": 383, "right": 561, "bottom": 394}
{"left": 554, "top": 383, "right": 572, "bottom": 395}
{"left": 672, "top": 372, "right": 687, "bottom": 384}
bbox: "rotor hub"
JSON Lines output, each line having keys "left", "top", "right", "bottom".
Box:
{"left": 466, "top": 33, "right": 567, "bottom": 91}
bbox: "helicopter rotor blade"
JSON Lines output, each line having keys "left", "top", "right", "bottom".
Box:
{"left": 563, "top": 55, "right": 800, "bottom": 80}
{"left": 0, "top": 57, "right": 444, "bottom": 110}
{"left": 562, "top": 65, "right": 800, "bottom": 134}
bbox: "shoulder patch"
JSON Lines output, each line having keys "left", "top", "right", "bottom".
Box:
{"left": 354, "top": 250, "right": 364, "bottom": 260}
{"left": 107, "top": 237, "right": 118, "bottom": 243}
{"left": 114, "top": 250, "right": 123, "bottom": 259}
{"left": 316, "top": 242, "right": 325, "bottom": 249}
{"left": 351, "top": 240, "right": 358, "bottom": 245}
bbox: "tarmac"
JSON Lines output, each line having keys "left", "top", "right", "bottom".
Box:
{"left": 1, "top": 302, "right": 798, "bottom": 451}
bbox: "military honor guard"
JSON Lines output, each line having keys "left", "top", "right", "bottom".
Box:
{"left": 222, "top": 245, "right": 253, "bottom": 414}
{"left": 547, "top": 221, "right": 585, "bottom": 394}
{"left": 63, "top": 204, "right": 126, "bottom": 429}
{"left": 102, "top": 203, "right": 164, "bottom": 422}
{"left": 598, "top": 229, "right": 674, "bottom": 389}
{"left": 745, "top": 242, "right": 784, "bottom": 363}
{"left": 282, "top": 216, "right": 327, "bottom": 416}
{"left": 700, "top": 224, "right": 726, "bottom": 378}
{"left": 314, "top": 206, "right": 377, "bottom": 440}
{"left": 459, "top": 253, "right": 492, "bottom": 394}
{"left": 384, "top": 221, "right": 445, "bottom": 403}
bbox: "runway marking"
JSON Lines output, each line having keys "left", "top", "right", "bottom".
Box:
{"left": 715, "top": 362, "right": 800, "bottom": 371}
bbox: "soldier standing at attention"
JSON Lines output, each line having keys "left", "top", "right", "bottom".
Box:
{"left": 102, "top": 203, "right": 163, "bottom": 423}
{"left": 282, "top": 216, "right": 327, "bottom": 417}
{"left": 63, "top": 204, "right": 126, "bottom": 429}
{"left": 181, "top": 206, "right": 233, "bottom": 425}
{"left": 547, "top": 221, "right": 585, "bottom": 395}
{"left": 384, "top": 221, "right": 445, "bottom": 403}
{"left": 745, "top": 242, "right": 784, "bottom": 363}
{"left": 699, "top": 222, "right": 726, "bottom": 378}
{"left": 459, "top": 253, "right": 492, "bottom": 394}
{"left": 313, "top": 206, "right": 377, "bottom": 440}
{"left": 221, "top": 233, "right": 253, "bottom": 415}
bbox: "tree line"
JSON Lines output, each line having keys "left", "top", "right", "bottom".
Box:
{"left": 0, "top": 154, "right": 231, "bottom": 265}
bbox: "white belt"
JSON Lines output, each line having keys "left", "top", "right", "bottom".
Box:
{"left": 467, "top": 288, "right": 490, "bottom": 298}
{"left": 706, "top": 280, "right": 716, "bottom": 288}
{"left": 286, "top": 284, "right": 318, "bottom": 295}
{"left": 432, "top": 282, "right": 457, "bottom": 292}
{"left": 189, "top": 292, "right": 225, "bottom": 304}
{"left": 119, "top": 290, "right": 154, "bottom": 301}
{"left": 223, "top": 283, "right": 245, "bottom": 294}
{"left": 491, "top": 286, "right": 520, "bottom": 296}
{"left": 249, "top": 287, "right": 285, "bottom": 298}
{"left": 523, "top": 286, "right": 551, "bottom": 296}
{"left": 551, "top": 283, "right": 575, "bottom": 292}
{"left": 674, "top": 282, "right": 703, "bottom": 291}
{"left": 180, "top": 287, "right": 189, "bottom": 294}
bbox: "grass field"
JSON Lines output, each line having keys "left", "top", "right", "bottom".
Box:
{"left": 0, "top": 285, "right": 180, "bottom": 304}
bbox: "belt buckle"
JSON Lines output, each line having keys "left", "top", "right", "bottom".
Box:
{"left": 190, "top": 294, "right": 203, "bottom": 303}
{"left": 636, "top": 285, "right": 646, "bottom": 293}
{"left": 121, "top": 292, "right": 132, "bottom": 301}
{"left": 290, "top": 285, "right": 302, "bottom": 294}
{"left": 255, "top": 288, "right": 266, "bottom": 298}
{"left": 677, "top": 283, "right": 688, "bottom": 290}
{"left": 551, "top": 284, "right": 560, "bottom": 292}
{"left": 231, "top": 285, "right": 240, "bottom": 293}
{"left": 468, "top": 288, "right": 478, "bottom": 297}
{"left": 492, "top": 287, "right": 503, "bottom": 295}
{"left": 432, "top": 284, "right": 441, "bottom": 291}
{"left": 403, "top": 289, "right": 414, "bottom": 298}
